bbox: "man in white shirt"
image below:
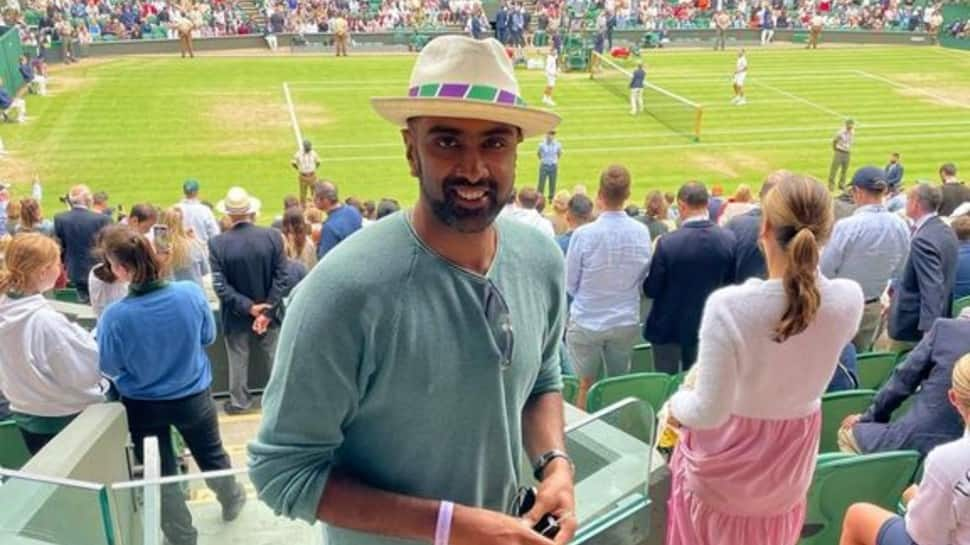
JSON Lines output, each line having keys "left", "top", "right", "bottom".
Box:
{"left": 566, "top": 165, "right": 652, "bottom": 409}
{"left": 505, "top": 187, "right": 555, "bottom": 237}
{"left": 731, "top": 49, "right": 747, "bottom": 105}
{"left": 291, "top": 139, "right": 321, "bottom": 208}
{"left": 177, "top": 179, "right": 220, "bottom": 245}
{"left": 542, "top": 47, "right": 557, "bottom": 106}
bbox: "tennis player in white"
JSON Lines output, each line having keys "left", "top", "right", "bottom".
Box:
{"left": 542, "top": 47, "right": 558, "bottom": 106}
{"left": 732, "top": 49, "right": 747, "bottom": 105}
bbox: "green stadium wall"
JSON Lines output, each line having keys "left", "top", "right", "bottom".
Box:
{"left": 941, "top": 2, "right": 970, "bottom": 50}
{"left": 0, "top": 26, "right": 24, "bottom": 96}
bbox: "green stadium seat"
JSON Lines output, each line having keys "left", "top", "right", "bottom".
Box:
{"left": 533, "top": 30, "right": 548, "bottom": 47}
{"left": 954, "top": 295, "right": 970, "bottom": 318}
{"left": 799, "top": 451, "right": 920, "bottom": 545}
{"left": 630, "top": 343, "right": 654, "bottom": 373}
{"left": 562, "top": 375, "right": 579, "bottom": 406}
{"left": 0, "top": 420, "right": 31, "bottom": 469}
{"left": 856, "top": 351, "right": 898, "bottom": 390}
{"left": 820, "top": 389, "right": 876, "bottom": 453}
{"left": 586, "top": 372, "right": 672, "bottom": 413}
{"left": 52, "top": 288, "right": 80, "bottom": 303}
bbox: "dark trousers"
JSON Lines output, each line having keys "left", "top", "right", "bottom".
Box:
{"left": 75, "top": 280, "right": 91, "bottom": 304}
{"left": 122, "top": 388, "right": 242, "bottom": 545}
{"left": 652, "top": 342, "right": 699, "bottom": 374}
{"left": 538, "top": 164, "right": 558, "bottom": 200}
{"left": 20, "top": 428, "right": 58, "bottom": 455}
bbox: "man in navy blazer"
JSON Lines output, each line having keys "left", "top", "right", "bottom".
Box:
{"left": 643, "top": 181, "right": 736, "bottom": 373}
{"left": 887, "top": 183, "right": 959, "bottom": 348}
{"left": 724, "top": 170, "right": 785, "bottom": 282}
{"left": 884, "top": 152, "right": 904, "bottom": 189}
{"left": 840, "top": 315, "right": 970, "bottom": 457}
{"left": 210, "top": 187, "right": 289, "bottom": 414}
{"left": 53, "top": 184, "right": 111, "bottom": 303}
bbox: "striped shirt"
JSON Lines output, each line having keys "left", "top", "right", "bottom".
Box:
{"left": 833, "top": 128, "right": 854, "bottom": 153}
{"left": 820, "top": 204, "right": 910, "bottom": 300}
{"left": 293, "top": 150, "right": 320, "bottom": 174}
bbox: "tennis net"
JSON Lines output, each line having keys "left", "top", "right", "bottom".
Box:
{"left": 590, "top": 51, "right": 704, "bottom": 142}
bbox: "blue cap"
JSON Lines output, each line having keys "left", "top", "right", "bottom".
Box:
{"left": 851, "top": 167, "right": 888, "bottom": 191}
{"left": 183, "top": 179, "right": 200, "bottom": 194}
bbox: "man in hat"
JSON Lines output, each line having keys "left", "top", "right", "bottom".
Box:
{"left": 178, "top": 179, "right": 220, "bottom": 244}
{"left": 209, "top": 187, "right": 288, "bottom": 415}
{"left": 829, "top": 118, "right": 855, "bottom": 191}
{"left": 821, "top": 166, "right": 910, "bottom": 352}
{"left": 291, "top": 139, "right": 321, "bottom": 208}
{"left": 250, "top": 36, "right": 576, "bottom": 545}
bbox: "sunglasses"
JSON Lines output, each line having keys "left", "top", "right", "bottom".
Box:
{"left": 483, "top": 280, "right": 514, "bottom": 370}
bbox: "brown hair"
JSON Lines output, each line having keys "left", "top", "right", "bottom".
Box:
{"left": 101, "top": 225, "right": 162, "bottom": 285}
{"left": 0, "top": 233, "right": 60, "bottom": 293}
{"left": 599, "top": 165, "right": 631, "bottom": 208}
{"left": 733, "top": 184, "right": 753, "bottom": 203}
{"left": 953, "top": 215, "right": 970, "bottom": 242}
{"left": 762, "top": 174, "right": 834, "bottom": 342}
{"left": 644, "top": 190, "right": 668, "bottom": 220}
{"left": 18, "top": 198, "right": 44, "bottom": 231}
{"left": 282, "top": 207, "right": 310, "bottom": 259}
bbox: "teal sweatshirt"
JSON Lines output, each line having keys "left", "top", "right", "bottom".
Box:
{"left": 249, "top": 212, "right": 565, "bottom": 545}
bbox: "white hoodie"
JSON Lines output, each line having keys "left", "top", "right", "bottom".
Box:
{"left": 0, "top": 294, "right": 105, "bottom": 417}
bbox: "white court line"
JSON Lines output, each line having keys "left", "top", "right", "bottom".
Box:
{"left": 308, "top": 119, "right": 970, "bottom": 150}
{"left": 317, "top": 129, "right": 969, "bottom": 162}
{"left": 851, "top": 69, "right": 970, "bottom": 109}
{"left": 749, "top": 79, "right": 849, "bottom": 120}
{"left": 282, "top": 82, "right": 303, "bottom": 150}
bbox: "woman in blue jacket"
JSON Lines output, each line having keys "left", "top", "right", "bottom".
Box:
{"left": 97, "top": 225, "right": 245, "bottom": 545}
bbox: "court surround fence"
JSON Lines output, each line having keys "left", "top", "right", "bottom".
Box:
{"left": 940, "top": 3, "right": 970, "bottom": 50}
{"left": 0, "top": 26, "right": 24, "bottom": 96}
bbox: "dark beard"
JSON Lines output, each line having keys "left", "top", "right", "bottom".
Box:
{"left": 419, "top": 174, "right": 509, "bottom": 234}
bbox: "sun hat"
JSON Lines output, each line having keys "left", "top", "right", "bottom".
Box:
{"left": 216, "top": 187, "right": 261, "bottom": 215}
{"left": 371, "top": 36, "right": 560, "bottom": 139}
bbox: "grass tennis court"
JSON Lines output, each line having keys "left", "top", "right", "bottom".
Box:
{"left": 1, "top": 45, "right": 969, "bottom": 218}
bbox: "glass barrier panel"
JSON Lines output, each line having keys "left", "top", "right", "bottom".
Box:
{"left": 0, "top": 469, "right": 113, "bottom": 545}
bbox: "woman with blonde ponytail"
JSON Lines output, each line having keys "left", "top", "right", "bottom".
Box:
{"left": 841, "top": 353, "right": 970, "bottom": 545}
{"left": 0, "top": 233, "right": 104, "bottom": 454}
{"left": 665, "top": 174, "right": 864, "bottom": 545}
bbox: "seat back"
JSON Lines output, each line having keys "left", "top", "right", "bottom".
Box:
{"left": 819, "top": 390, "right": 876, "bottom": 453}
{"left": 856, "top": 351, "right": 898, "bottom": 390}
{"left": 630, "top": 343, "right": 654, "bottom": 373}
{"left": 800, "top": 451, "right": 920, "bottom": 545}
{"left": 0, "top": 420, "right": 31, "bottom": 469}
{"left": 562, "top": 375, "right": 579, "bottom": 406}
{"left": 586, "top": 373, "right": 672, "bottom": 413}
{"left": 954, "top": 295, "right": 970, "bottom": 318}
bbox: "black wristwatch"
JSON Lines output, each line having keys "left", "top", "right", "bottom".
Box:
{"left": 533, "top": 449, "right": 574, "bottom": 481}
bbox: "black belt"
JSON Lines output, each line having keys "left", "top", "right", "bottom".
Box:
{"left": 865, "top": 298, "right": 880, "bottom": 304}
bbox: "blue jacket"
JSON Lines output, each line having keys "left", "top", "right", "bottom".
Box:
{"left": 98, "top": 281, "right": 215, "bottom": 400}
{"left": 496, "top": 7, "right": 508, "bottom": 29}
{"left": 317, "top": 204, "right": 362, "bottom": 259}
{"left": 18, "top": 63, "right": 34, "bottom": 83}
{"left": 956, "top": 242, "right": 970, "bottom": 300}
{"left": 888, "top": 216, "right": 960, "bottom": 341}
{"left": 643, "top": 219, "right": 736, "bottom": 347}
{"left": 0, "top": 88, "right": 13, "bottom": 109}
{"left": 724, "top": 207, "right": 766, "bottom": 282}
{"left": 885, "top": 162, "right": 904, "bottom": 188}
{"left": 854, "top": 317, "right": 970, "bottom": 456}
{"left": 53, "top": 207, "right": 112, "bottom": 286}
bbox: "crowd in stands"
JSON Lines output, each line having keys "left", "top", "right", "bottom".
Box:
{"left": 945, "top": 16, "right": 969, "bottom": 39}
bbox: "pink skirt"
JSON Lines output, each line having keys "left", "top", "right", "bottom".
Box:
{"left": 665, "top": 411, "right": 821, "bottom": 545}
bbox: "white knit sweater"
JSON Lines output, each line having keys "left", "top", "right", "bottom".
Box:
{"left": 670, "top": 276, "right": 864, "bottom": 429}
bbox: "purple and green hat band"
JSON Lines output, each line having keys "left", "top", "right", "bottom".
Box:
{"left": 408, "top": 83, "right": 527, "bottom": 107}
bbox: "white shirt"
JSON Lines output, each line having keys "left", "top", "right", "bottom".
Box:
{"left": 906, "top": 434, "right": 970, "bottom": 545}
{"left": 670, "top": 276, "right": 863, "bottom": 428}
{"left": 505, "top": 207, "right": 555, "bottom": 238}
{"left": 545, "top": 54, "right": 557, "bottom": 78}
{"left": 736, "top": 56, "right": 747, "bottom": 74}
{"left": 177, "top": 198, "right": 220, "bottom": 244}
{"left": 293, "top": 149, "right": 320, "bottom": 174}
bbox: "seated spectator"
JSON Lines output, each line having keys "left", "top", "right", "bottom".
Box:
{"left": 546, "top": 190, "right": 572, "bottom": 235}
{"left": 839, "top": 353, "right": 970, "bottom": 545}
{"left": 281, "top": 207, "right": 316, "bottom": 271}
{"left": 0, "top": 233, "right": 104, "bottom": 454}
{"left": 97, "top": 226, "right": 246, "bottom": 545}
{"left": 14, "top": 198, "right": 54, "bottom": 237}
{"left": 827, "top": 343, "right": 860, "bottom": 393}
{"left": 557, "top": 193, "right": 595, "bottom": 255}
{"left": 717, "top": 183, "right": 757, "bottom": 225}
{"left": 506, "top": 186, "right": 555, "bottom": 237}
{"left": 639, "top": 189, "right": 671, "bottom": 241}
{"left": 159, "top": 207, "right": 209, "bottom": 287}
{"left": 839, "top": 312, "right": 970, "bottom": 457}
{"left": 0, "top": 77, "right": 26, "bottom": 123}
{"left": 954, "top": 215, "right": 970, "bottom": 300}
{"left": 375, "top": 198, "right": 400, "bottom": 220}
{"left": 18, "top": 55, "right": 46, "bottom": 96}
{"left": 665, "top": 174, "right": 863, "bottom": 545}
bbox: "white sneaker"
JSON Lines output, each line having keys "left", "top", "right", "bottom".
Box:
{"left": 736, "top": 98, "right": 747, "bottom": 105}
{"left": 547, "top": 99, "right": 556, "bottom": 106}
{"left": 730, "top": 96, "right": 739, "bottom": 104}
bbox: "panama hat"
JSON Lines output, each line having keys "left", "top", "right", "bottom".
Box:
{"left": 371, "top": 36, "right": 560, "bottom": 139}
{"left": 216, "top": 186, "right": 261, "bottom": 215}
